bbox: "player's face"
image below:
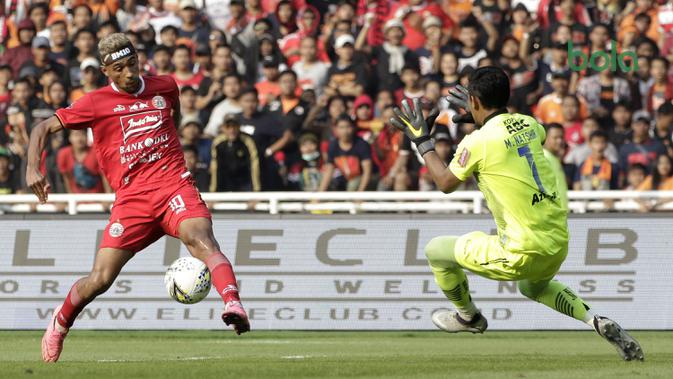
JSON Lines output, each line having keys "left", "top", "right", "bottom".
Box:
{"left": 102, "top": 54, "right": 141, "bottom": 93}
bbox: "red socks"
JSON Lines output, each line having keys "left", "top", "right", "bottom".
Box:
{"left": 57, "top": 279, "right": 89, "bottom": 328}
{"left": 205, "top": 252, "right": 241, "bottom": 303}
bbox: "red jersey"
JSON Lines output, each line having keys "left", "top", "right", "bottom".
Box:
{"left": 55, "top": 75, "right": 188, "bottom": 193}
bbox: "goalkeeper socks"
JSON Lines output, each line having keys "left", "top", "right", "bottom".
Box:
{"left": 441, "top": 280, "right": 478, "bottom": 321}
{"left": 522, "top": 280, "right": 592, "bottom": 322}
{"left": 205, "top": 252, "right": 241, "bottom": 303}
{"left": 57, "top": 279, "right": 90, "bottom": 329}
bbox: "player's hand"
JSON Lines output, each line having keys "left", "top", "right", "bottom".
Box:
{"left": 446, "top": 85, "right": 475, "bottom": 124}
{"left": 26, "top": 167, "right": 50, "bottom": 204}
{"left": 389, "top": 98, "right": 439, "bottom": 156}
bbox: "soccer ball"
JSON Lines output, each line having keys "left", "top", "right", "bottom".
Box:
{"left": 164, "top": 257, "right": 212, "bottom": 304}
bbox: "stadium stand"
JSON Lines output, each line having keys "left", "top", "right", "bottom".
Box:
{"left": 2, "top": 0, "right": 673, "bottom": 213}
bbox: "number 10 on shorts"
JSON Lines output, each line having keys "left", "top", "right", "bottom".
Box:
{"left": 169, "top": 194, "right": 186, "bottom": 214}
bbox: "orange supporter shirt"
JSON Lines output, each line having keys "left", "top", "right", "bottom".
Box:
{"left": 535, "top": 93, "right": 590, "bottom": 125}
{"left": 637, "top": 175, "right": 673, "bottom": 190}
{"left": 618, "top": 7, "right": 660, "bottom": 43}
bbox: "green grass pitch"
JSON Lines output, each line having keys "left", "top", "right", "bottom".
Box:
{"left": 1, "top": 331, "right": 671, "bottom": 378}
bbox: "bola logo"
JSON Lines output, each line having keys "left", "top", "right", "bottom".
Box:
{"left": 568, "top": 40, "right": 639, "bottom": 72}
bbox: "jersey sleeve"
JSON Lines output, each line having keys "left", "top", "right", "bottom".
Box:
{"left": 165, "top": 75, "right": 180, "bottom": 109}
{"left": 448, "top": 133, "right": 483, "bottom": 181}
{"left": 55, "top": 95, "right": 95, "bottom": 130}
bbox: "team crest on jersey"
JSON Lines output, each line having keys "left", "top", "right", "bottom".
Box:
{"left": 458, "top": 148, "right": 470, "bottom": 167}
{"left": 152, "top": 95, "right": 166, "bottom": 109}
{"left": 129, "top": 101, "right": 149, "bottom": 111}
{"left": 294, "top": 106, "right": 304, "bottom": 115}
{"left": 109, "top": 222, "right": 124, "bottom": 237}
{"left": 113, "top": 105, "right": 126, "bottom": 112}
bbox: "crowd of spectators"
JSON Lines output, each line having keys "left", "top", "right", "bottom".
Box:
{"left": 2, "top": 0, "right": 673, "bottom": 201}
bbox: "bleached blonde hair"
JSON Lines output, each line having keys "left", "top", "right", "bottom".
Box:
{"left": 98, "top": 33, "right": 133, "bottom": 64}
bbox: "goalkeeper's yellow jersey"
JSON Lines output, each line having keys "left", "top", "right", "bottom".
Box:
{"left": 448, "top": 111, "right": 569, "bottom": 255}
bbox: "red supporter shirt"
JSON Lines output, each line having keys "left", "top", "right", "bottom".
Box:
{"left": 55, "top": 75, "right": 188, "bottom": 193}
{"left": 56, "top": 146, "right": 105, "bottom": 193}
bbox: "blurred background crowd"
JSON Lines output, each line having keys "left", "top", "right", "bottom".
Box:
{"left": 2, "top": 0, "right": 673, "bottom": 199}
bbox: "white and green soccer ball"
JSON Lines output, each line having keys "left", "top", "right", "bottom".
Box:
{"left": 164, "top": 257, "right": 212, "bottom": 304}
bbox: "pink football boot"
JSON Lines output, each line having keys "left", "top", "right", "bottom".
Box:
{"left": 41, "top": 305, "right": 69, "bottom": 363}
{"left": 222, "top": 301, "right": 250, "bottom": 335}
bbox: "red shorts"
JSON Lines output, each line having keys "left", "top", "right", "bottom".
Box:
{"left": 100, "top": 178, "right": 211, "bottom": 253}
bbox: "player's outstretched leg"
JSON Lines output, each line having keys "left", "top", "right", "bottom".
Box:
{"left": 42, "top": 248, "right": 133, "bottom": 363}
{"left": 519, "top": 279, "right": 644, "bottom": 361}
{"left": 178, "top": 218, "right": 250, "bottom": 335}
{"left": 424, "top": 236, "right": 487, "bottom": 333}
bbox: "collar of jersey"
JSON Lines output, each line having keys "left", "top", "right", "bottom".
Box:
{"left": 482, "top": 108, "right": 509, "bottom": 127}
{"left": 110, "top": 76, "right": 145, "bottom": 97}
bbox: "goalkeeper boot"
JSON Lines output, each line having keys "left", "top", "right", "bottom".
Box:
{"left": 592, "top": 316, "right": 644, "bottom": 361}
{"left": 432, "top": 311, "right": 488, "bottom": 334}
{"left": 222, "top": 301, "right": 250, "bottom": 335}
{"left": 41, "top": 305, "right": 69, "bottom": 363}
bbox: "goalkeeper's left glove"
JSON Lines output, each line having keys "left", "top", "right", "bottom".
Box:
{"left": 389, "top": 97, "right": 440, "bottom": 156}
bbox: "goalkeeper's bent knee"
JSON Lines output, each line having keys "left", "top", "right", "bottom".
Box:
{"left": 424, "top": 236, "right": 460, "bottom": 267}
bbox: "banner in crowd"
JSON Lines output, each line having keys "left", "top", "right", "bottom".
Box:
{"left": 0, "top": 216, "right": 671, "bottom": 330}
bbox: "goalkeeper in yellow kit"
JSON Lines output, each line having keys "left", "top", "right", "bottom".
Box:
{"left": 390, "top": 67, "right": 643, "bottom": 361}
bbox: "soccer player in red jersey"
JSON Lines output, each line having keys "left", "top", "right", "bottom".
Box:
{"left": 26, "top": 34, "right": 250, "bottom": 363}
